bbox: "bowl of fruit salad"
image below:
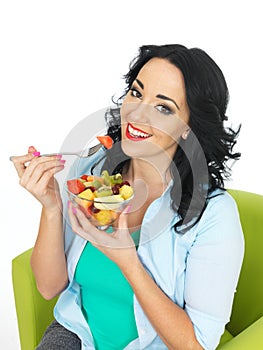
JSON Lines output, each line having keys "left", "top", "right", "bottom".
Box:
{"left": 67, "top": 170, "right": 133, "bottom": 229}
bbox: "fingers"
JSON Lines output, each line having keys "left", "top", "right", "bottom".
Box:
{"left": 68, "top": 203, "right": 110, "bottom": 246}
{"left": 21, "top": 162, "right": 65, "bottom": 198}
{"left": 20, "top": 156, "right": 64, "bottom": 187}
{"left": 12, "top": 152, "right": 36, "bottom": 178}
{"left": 68, "top": 203, "right": 95, "bottom": 241}
{"left": 11, "top": 145, "right": 39, "bottom": 178}
{"left": 28, "top": 145, "right": 37, "bottom": 153}
{"left": 68, "top": 203, "right": 136, "bottom": 253}
{"left": 118, "top": 205, "right": 132, "bottom": 230}
{"left": 68, "top": 202, "right": 81, "bottom": 230}
{"left": 12, "top": 146, "right": 66, "bottom": 205}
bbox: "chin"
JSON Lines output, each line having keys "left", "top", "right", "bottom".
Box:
{"left": 121, "top": 139, "right": 169, "bottom": 162}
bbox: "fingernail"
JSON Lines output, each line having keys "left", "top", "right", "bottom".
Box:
{"left": 72, "top": 206, "right": 77, "bottom": 214}
{"left": 60, "top": 159, "right": 66, "bottom": 164}
{"left": 55, "top": 154, "right": 63, "bottom": 159}
{"left": 32, "top": 151, "right": 40, "bottom": 157}
{"left": 124, "top": 204, "right": 132, "bottom": 214}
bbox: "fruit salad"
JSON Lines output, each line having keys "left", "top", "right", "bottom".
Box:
{"left": 67, "top": 170, "right": 133, "bottom": 227}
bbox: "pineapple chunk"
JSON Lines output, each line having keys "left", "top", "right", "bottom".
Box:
{"left": 76, "top": 188, "right": 95, "bottom": 209}
{"left": 94, "top": 210, "right": 117, "bottom": 226}
{"left": 78, "top": 188, "right": 95, "bottom": 201}
{"left": 119, "top": 185, "right": 133, "bottom": 200}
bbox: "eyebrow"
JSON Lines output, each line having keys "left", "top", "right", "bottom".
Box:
{"left": 135, "top": 78, "right": 180, "bottom": 111}
{"left": 156, "top": 94, "right": 180, "bottom": 111}
{"left": 135, "top": 78, "right": 144, "bottom": 89}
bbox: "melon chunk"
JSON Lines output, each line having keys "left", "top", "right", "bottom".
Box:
{"left": 94, "top": 195, "right": 124, "bottom": 210}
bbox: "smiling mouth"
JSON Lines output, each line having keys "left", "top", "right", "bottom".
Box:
{"left": 126, "top": 123, "right": 153, "bottom": 141}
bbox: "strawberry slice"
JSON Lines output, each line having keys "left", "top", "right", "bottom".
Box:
{"left": 80, "top": 174, "right": 88, "bottom": 181}
{"left": 96, "top": 135, "right": 113, "bottom": 149}
{"left": 67, "top": 179, "right": 86, "bottom": 194}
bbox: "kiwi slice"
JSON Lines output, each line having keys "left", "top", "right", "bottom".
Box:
{"left": 101, "top": 170, "right": 111, "bottom": 186}
{"left": 83, "top": 180, "right": 102, "bottom": 189}
{"left": 92, "top": 180, "right": 103, "bottom": 189}
{"left": 110, "top": 173, "right": 123, "bottom": 185}
{"left": 95, "top": 185, "right": 113, "bottom": 197}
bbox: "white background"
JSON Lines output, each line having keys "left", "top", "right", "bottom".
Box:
{"left": 1, "top": 0, "right": 262, "bottom": 348}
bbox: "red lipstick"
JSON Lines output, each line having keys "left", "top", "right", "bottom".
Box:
{"left": 126, "top": 123, "right": 152, "bottom": 141}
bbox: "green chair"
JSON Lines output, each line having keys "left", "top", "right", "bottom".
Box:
{"left": 216, "top": 189, "right": 263, "bottom": 349}
{"left": 12, "top": 190, "right": 263, "bottom": 350}
{"left": 12, "top": 248, "right": 58, "bottom": 350}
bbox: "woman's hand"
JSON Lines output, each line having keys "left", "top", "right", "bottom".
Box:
{"left": 68, "top": 202, "right": 138, "bottom": 270}
{"left": 11, "top": 146, "right": 65, "bottom": 210}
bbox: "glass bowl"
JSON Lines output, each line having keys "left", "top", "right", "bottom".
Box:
{"left": 67, "top": 189, "right": 133, "bottom": 230}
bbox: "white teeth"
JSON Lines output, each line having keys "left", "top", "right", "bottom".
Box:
{"left": 128, "top": 124, "right": 151, "bottom": 138}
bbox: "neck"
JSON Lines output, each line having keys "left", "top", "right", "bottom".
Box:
{"left": 124, "top": 157, "right": 172, "bottom": 186}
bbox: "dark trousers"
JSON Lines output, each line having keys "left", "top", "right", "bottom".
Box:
{"left": 36, "top": 320, "right": 81, "bottom": 350}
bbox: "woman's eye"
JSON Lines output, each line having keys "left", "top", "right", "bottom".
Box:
{"left": 130, "top": 88, "right": 141, "bottom": 99}
{"left": 155, "top": 104, "right": 173, "bottom": 115}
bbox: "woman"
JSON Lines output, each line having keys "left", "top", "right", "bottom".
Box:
{"left": 12, "top": 44, "right": 244, "bottom": 350}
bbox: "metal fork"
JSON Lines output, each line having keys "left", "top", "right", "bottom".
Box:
{"left": 9, "top": 143, "right": 102, "bottom": 161}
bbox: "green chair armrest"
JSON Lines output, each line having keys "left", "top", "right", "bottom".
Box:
{"left": 12, "top": 248, "right": 58, "bottom": 350}
{"left": 217, "top": 316, "right": 263, "bottom": 349}
{"left": 217, "top": 329, "right": 233, "bottom": 348}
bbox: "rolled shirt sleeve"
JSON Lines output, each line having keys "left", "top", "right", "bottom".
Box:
{"left": 184, "top": 192, "right": 244, "bottom": 349}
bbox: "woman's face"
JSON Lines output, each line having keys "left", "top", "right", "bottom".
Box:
{"left": 120, "top": 58, "right": 190, "bottom": 160}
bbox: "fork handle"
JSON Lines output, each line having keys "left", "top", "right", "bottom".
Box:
{"left": 9, "top": 143, "right": 102, "bottom": 161}
{"left": 9, "top": 152, "right": 76, "bottom": 161}
{"left": 39, "top": 152, "right": 78, "bottom": 157}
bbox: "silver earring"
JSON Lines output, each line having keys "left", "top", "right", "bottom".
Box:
{"left": 182, "top": 131, "right": 189, "bottom": 140}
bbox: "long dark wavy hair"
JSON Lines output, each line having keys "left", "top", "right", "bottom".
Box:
{"left": 94, "top": 44, "right": 241, "bottom": 233}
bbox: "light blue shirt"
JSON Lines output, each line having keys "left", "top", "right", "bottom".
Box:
{"left": 54, "top": 148, "right": 244, "bottom": 350}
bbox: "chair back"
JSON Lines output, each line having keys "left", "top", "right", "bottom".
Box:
{"left": 227, "top": 189, "right": 263, "bottom": 336}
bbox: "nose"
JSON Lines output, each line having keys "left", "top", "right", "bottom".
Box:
{"left": 127, "top": 102, "right": 151, "bottom": 124}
